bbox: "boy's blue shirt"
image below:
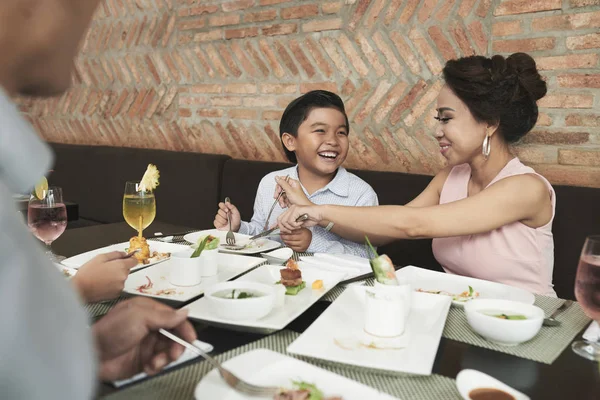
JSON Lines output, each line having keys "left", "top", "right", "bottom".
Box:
{"left": 238, "top": 165, "right": 378, "bottom": 257}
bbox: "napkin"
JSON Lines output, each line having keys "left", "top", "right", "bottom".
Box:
{"left": 111, "top": 339, "right": 213, "bottom": 388}
{"left": 583, "top": 321, "right": 599, "bottom": 342}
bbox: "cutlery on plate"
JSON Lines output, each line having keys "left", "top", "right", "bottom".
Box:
{"left": 250, "top": 213, "right": 309, "bottom": 241}
{"left": 123, "top": 249, "right": 141, "bottom": 258}
{"left": 543, "top": 300, "right": 573, "bottom": 326}
{"left": 159, "top": 329, "right": 279, "bottom": 397}
{"left": 152, "top": 231, "right": 195, "bottom": 239}
{"left": 264, "top": 175, "right": 290, "bottom": 231}
{"left": 224, "top": 197, "right": 236, "bottom": 246}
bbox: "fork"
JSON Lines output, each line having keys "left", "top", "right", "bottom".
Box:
{"left": 159, "top": 329, "right": 279, "bottom": 397}
{"left": 224, "top": 197, "right": 236, "bottom": 246}
{"left": 264, "top": 175, "right": 290, "bottom": 231}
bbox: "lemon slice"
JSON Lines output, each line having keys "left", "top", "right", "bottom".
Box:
{"left": 34, "top": 176, "right": 48, "bottom": 200}
{"left": 139, "top": 164, "right": 160, "bottom": 192}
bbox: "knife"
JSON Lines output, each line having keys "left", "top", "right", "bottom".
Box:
{"left": 250, "top": 213, "right": 309, "bottom": 240}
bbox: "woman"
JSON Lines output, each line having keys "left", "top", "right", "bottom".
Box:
{"left": 276, "top": 52, "right": 556, "bottom": 296}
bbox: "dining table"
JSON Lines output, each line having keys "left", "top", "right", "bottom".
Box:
{"left": 52, "top": 221, "right": 600, "bottom": 399}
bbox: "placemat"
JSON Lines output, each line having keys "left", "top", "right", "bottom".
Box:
{"left": 443, "top": 295, "right": 590, "bottom": 364}
{"left": 104, "top": 330, "right": 461, "bottom": 400}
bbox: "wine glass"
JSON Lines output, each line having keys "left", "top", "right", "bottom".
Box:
{"left": 123, "top": 181, "right": 156, "bottom": 237}
{"left": 572, "top": 235, "right": 600, "bottom": 361}
{"left": 27, "top": 186, "right": 67, "bottom": 262}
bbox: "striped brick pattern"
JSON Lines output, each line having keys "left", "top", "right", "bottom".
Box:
{"left": 17, "top": 0, "right": 600, "bottom": 187}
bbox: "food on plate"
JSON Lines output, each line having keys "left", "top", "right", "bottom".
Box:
{"left": 365, "top": 235, "right": 398, "bottom": 285}
{"left": 127, "top": 236, "right": 171, "bottom": 264}
{"left": 416, "top": 285, "right": 480, "bottom": 302}
{"left": 479, "top": 311, "right": 527, "bottom": 320}
{"left": 279, "top": 259, "right": 306, "bottom": 295}
{"left": 191, "top": 235, "right": 220, "bottom": 258}
{"left": 212, "top": 289, "right": 265, "bottom": 299}
{"left": 62, "top": 268, "right": 74, "bottom": 278}
{"left": 274, "top": 381, "right": 342, "bottom": 400}
{"left": 135, "top": 276, "right": 177, "bottom": 296}
{"left": 312, "top": 279, "right": 323, "bottom": 290}
{"left": 469, "top": 388, "right": 515, "bottom": 400}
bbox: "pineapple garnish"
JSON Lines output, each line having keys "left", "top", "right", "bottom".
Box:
{"left": 139, "top": 164, "right": 160, "bottom": 192}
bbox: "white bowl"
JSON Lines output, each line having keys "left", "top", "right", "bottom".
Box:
{"left": 260, "top": 247, "right": 293, "bottom": 265}
{"left": 456, "top": 369, "right": 530, "bottom": 400}
{"left": 170, "top": 250, "right": 202, "bottom": 286}
{"left": 464, "top": 299, "right": 544, "bottom": 346}
{"left": 205, "top": 281, "right": 275, "bottom": 321}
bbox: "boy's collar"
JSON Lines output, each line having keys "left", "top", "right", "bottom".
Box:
{"left": 293, "top": 165, "right": 349, "bottom": 197}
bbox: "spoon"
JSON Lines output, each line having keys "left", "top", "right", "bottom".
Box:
{"left": 543, "top": 300, "right": 573, "bottom": 327}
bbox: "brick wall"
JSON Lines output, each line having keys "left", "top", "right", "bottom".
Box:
{"left": 17, "top": 0, "right": 600, "bottom": 188}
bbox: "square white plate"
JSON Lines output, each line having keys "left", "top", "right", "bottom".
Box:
{"left": 184, "top": 264, "right": 346, "bottom": 333}
{"left": 287, "top": 286, "right": 452, "bottom": 376}
{"left": 123, "top": 253, "right": 265, "bottom": 302}
{"left": 300, "top": 252, "right": 373, "bottom": 282}
{"left": 194, "top": 348, "right": 399, "bottom": 400}
{"left": 396, "top": 266, "right": 535, "bottom": 307}
{"left": 184, "top": 229, "right": 281, "bottom": 255}
{"left": 61, "top": 241, "right": 188, "bottom": 272}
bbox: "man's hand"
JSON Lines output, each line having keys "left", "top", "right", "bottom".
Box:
{"left": 92, "top": 297, "right": 197, "bottom": 381}
{"left": 72, "top": 252, "right": 137, "bottom": 303}
{"left": 213, "top": 202, "right": 241, "bottom": 232}
{"left": 281, "top": 227, "right": 312, "bottom": 252}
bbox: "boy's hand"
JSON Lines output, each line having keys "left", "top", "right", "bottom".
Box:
{"left": 281, "top": 227, "right": 312, "bottom": 252}
{"left": 274, "top": 176, "right": 311, "bottom": 208}
{"left": 214, "top": 202, "right": 241, "bottom": 232}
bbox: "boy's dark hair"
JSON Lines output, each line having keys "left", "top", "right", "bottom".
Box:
{"left": 442, "top": 52, "right": 547, "bottom": 143}
{"left": 279, "top": 90, "right": 349, "bottom": 163}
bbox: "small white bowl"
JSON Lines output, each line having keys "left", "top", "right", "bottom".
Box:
{"left": 260, "top": 247, "right": 293, "bottom": 265}
{"left": 170, "top": 250, "right": 202, "bottom": 286}
{"left": 205, "top": 281, "right": 275, "bottom": 321}
{"left": 464, "top": 299, "right": 544, "bottom": 346}
{"left": 456, "top": 369, "right": 530, "bottom": 400}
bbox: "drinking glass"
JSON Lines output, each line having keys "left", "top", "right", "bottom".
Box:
{"left": 123, "top": 181, "right": 156, "bottom": 237}
{"left": 572, "top": 235, "right": 600, "bottom": 361}
{"left": 27, "top": 186, "right": 67, "bottom": 262}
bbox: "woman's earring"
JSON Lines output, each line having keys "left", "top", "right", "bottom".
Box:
{"left": 482, "top": 134, "right": 491, "bottom": 159}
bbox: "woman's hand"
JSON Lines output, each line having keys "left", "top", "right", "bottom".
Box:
{"left": 277, "top": 204, "right": 324, "bottom": 233}
{"left": 274, "top": 176, "right": 312, "bottom": 208}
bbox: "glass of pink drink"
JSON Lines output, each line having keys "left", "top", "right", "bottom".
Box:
{"left": 572, "top": 235, "right": 600, "bottom": 361}
{"left": 27, "top": 186, "right": 67, "bottom": 262}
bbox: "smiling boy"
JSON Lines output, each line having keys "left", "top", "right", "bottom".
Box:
{"left": 214, "top": 90, "right": 378, "bottom": 256}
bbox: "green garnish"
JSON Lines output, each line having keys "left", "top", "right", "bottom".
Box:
{"left": 292, "top": 381, "right": 324, "bottom": 400}
{"left": 191, "top": 236, "right": 210, "bottom": 258}
{"left": 468, "top": 285, "right": 474, "bottom": 297}
{"left": 365, "top": 235, "right": 398, "bottom": 286}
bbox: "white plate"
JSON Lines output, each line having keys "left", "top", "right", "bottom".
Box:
{"left": 287, "top": 286, "right": 452, "bottom": 376}
{"left": 184, "top": 264, "right": 346, "bottom": 333}
{"left": 123, "top": 253, "right": 265, "bottom": 302}
{"left": 184, "top": 229, "right": 281, "bottom": 255}
{"left": 194, "top": 348, "right": 399, "bottom": 400}
{"left": 61, "top": 241, "right": 188, "bottom": 272}
{"left": 396, "top": 266, "right": 535, "bottom": 307}
{"left": 300, "top": 252, "right": 373, "bottom": 281}
{"left": 456, "top": 369, "right": 529, "bottom": 400}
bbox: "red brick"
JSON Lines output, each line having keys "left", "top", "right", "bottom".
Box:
{"left": 179, "top": 5, "right": 219, "bottom": 17}
{"left": 304, "top": 37, "right": 333, "bottom": 77}
{"left": 263, "top": 110, "right": 284, "bottom": 120}
{"left": 373, "top": 81, "right": 409, "bottom": 124}
{"left": 320, "top": 37, "right": 351, "bottom": 77}
{"left": 231, "top": 42, "right": 260, "bottom": 77}
{"left": 399, "top": 0, "right": 419, "bottom": 23}
{"left": 435, "top": 0, "right": 457, "bottom": 21}
{"left": 536, "top": 54, "right": 599, "bottom": 70}
{"left": 197, "top": 108, "right": 224, "bottom": 117}
{"left": 193, "top": 30, "right": 223, "bottom": 42}
{"left": 349, "top": 0, "right": 370, "bottom": 30}
{"left": 211, "top": 96, "right": 242, "bottom": 106}
{"left": 533, "top": 164, "right": 600, "bottom": 188}
{"left": 259, "top": 0, "right": 292, "bottom": 4}
{"left": 222, "top": 0, "right": 254, "bottom": 12}
{"left": 384, "top": 0, "right": 405, "bottom": 25}
{"left": 373, "top": 31, "right": 403, "bottom": 76}
{"left": 226, "top": 27, "right": 259, "bottom": 39}
{"left": 493, "top": 37, "right": 556, "bottom": 52}
{"left": 404, "top": 81, "right": 443, "bottom": 127}
{"left": 302, "top": 18, "right": 342, "bottom": 32}
{"left": 224, "top": 83, "right": 257, "bottom": 94}
{"left": 522, "top": 130, "right": 590, "bottom": 144}
{"left": 557, "top": 74, "right": 600, "bottom": 88}
{"left": 245, "top": 42, "right": 270, "bottom": 76}
{"left": 260, "top": 83, "right": 297, "bottom": 94}
{"left": 409, "top": 28, "right": 443, "bottom": 74}
{"left": 451, "top": 23, "right": 476, "bottom": 56}
{"left": 513, "top": 145, "right": 558, "bottom": 164}
{"left": 243, "top": 96, "right": 277, "bottom": 107}
{"left": 570, "top": 0, "right": 600, "bottom": 7}
{"left": 244, "top": 9, "right": 278, "bottom": 23}
{"left": 277, "top": 96, "right": 296, "bottom": 108}
{"left": 190, "top": 84, "right": 221, "bottom": 94}
{"left": 274, "top": 40, "right": 300, "bottom": 76}
{"left": 205, "top": 44, "right": 230, "bottom": 77}
{"left": 355, "top": 33, "right": 386, "bottom": 77}
{"left": 418, "top": 0, "right": 438, "bottom": 23}
{"left": 337, "top": 34, "right": 369, "bottom": 77}
{"left": 492, "top": 20, "right": 523, "bottom": 37}
{"left": 537, "top": 112, "right": 553, "bottom": 126}
{"left": 532, "top": 11, "right": 600, "bottom": 31}
{"left": 468, "top": 20, "right": 488, "bottom": 53}
{"left": 262, "top": 23, "right": 298, "bottom": 36}
{"left": 428, "top": 26, "right": 457, "bottom": 61}
{"left": 288, "top": 39, "right": 317, "bottom": 78}
{"left": 390, "top": 31, "right": 421, "bottom": 74}
{"left": 179, "top": 108, "right": 192, "bottom": 118}
{"left": 565, "top": 113, "right": 600, "bottom": 126}
{"left": 567, "top": 33, "right": 600, "bottom": 50}
{"left": 476, "top": 0, "right": 494, "bottom": 17}
{"left": 258, "top": 40, "right": 285, "bottom": 78}
{"left": 228, "top": 109, "right": 258, "bottom": 119}
{"left": 178, "top": 95, "right": 209, "bottom": 106}
{"left": 364, "top": 0, "right": 387, "bottom": 29}
{"left": 341, "top": 79, "right": 356, "bottom": 96}
{"left": 355, "top": 81, "right": 393, "bottom": 124}
{"left": 209, "top": 14, "right": 240, "bottom": 27}
{"left": 345, "top": 81, "right": 372, "bottom": 116}
{"left": 494, "top": 0, "right": 561, "bottom": 16}
{"left": 458, "top": 0, "right": 477, "bottom": 17}
{"left": 282, "top": 4, "right": 319, "bottom": 20}
{"left": 559, "top": 149, "right": 600, "bottom": 167}
{"left": 322, "top": 2, "right": 343, "bottom": 14}
{"left": 390, "top": 80, "right": 427, "bottom": 125}
{"left": 300, "top": 82, "right": 338, "bottom": 93}
{"left": 539, "top": 94, "right": 594, "bottom": 108}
